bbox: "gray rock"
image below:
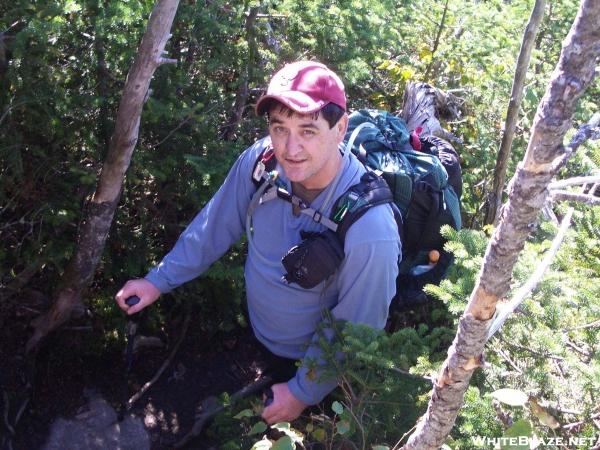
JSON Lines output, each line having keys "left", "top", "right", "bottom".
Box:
{"left": 42, "top": 390, "right": 149, "bottom": 450}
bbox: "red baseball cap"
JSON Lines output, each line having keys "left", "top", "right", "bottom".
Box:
{"left": 255, "top": 61, "right": 346, "bottom": 116}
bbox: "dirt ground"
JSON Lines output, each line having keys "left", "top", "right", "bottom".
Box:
{"left": 1, "top": 302, "right": 269, "bottom": 450}
{"left": 0, "top": 289, "right": 428, "bottom": 450}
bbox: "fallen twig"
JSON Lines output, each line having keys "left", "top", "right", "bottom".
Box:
{"left": 2, "top": 390, "right": 15, "bottom": 436}
{"left": 126, "top": 303, "right": 191, "bottom": 411}
{"left": 13, "top": 397, "right": 29, "bottom": 431}
{"left": 174, "top": 375, "right": 273, "bottom": 448}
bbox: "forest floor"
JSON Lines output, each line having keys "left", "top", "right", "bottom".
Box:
{"left": 1, "top": 300, "right": 270, "bottom": 450}
{"left": 1, "top": 296, "right": 423, "bottom": 450}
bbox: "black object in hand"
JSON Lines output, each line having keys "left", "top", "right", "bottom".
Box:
{"left": 125, "top": 296, "right": 140, "bottom": 307}
{"left": 264, "top": 387, "right": 274, "bottom": 407}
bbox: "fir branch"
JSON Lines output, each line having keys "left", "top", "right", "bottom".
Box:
{"left": 495, "top": 335, "right": 565, "bottom": 361}
{"left": 564, "top": 339, "right": 592, "bottom": 361}
{"left": 486, "top": 208, "right": 574, "bottom": 340}
{"left": 389, "top": 367, "right": 434, "bottom": 383}
{"left": 495, "top": 347, "right": 523, "bottom": 374}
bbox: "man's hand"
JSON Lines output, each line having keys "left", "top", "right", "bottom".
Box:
{"left": 262, "top": 382, "right": 307, "bottom": 424}
{"left": 115, "top": 278, "right": 161, "bottom": 315}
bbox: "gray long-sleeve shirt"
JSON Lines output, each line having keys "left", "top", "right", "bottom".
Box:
{"left": 146, "top": 137, "right": 401, "bottom": 404}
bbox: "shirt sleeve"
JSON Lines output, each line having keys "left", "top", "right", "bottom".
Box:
{"left": 287, "top": 205, "right": 401, "bottom": 405}
{"left": 145, "top": 139, "right": 266, "bottom": 293}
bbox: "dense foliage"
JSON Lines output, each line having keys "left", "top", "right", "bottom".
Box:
{"left": 1, "top": 0, "right": 598, "bottom": 448}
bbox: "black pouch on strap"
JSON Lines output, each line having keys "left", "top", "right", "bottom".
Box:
{"left": 281, "top": 230, "right": 345, "bottom": 289}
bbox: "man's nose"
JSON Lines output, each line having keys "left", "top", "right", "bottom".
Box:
{"left": 285, "top": 132, "right": 302, "bottom": 155}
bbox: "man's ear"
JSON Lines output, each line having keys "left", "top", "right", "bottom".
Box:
{"left": 335, "top": 113, "right": 349, "bottom": 142}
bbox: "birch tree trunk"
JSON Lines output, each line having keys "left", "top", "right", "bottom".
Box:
{"left": 26, "top": 0, "right": 181, "bottom": 353}
{"left": 484, "top": 0, "right": 546, "bottom": 226}
{"left": 402, "top": 1, "right": 600, "bottom": 448}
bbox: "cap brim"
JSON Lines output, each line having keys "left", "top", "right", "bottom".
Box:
{"left": 255, "top": 91, "right": 326, "bottom": 116}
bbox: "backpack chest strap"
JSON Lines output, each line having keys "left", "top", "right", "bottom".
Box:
{"left": 250, "top": 146, "right": 339, "bottom": 232}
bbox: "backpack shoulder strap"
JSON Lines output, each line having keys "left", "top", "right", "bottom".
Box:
{"left": 332, "top": 171, "right": 402, "bottom": 243}
{"left": 251, "top": 145, "right": 278, "bottom": 187}
{"left": 249, "top": 145, "right": 340, "bottom": 232}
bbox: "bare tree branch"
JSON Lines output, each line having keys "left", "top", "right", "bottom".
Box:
{"left": 549, "top": 174, "right": 600, "bottom": 190}
{"left": 563, "top": 319, "right": 600, "bottom": 332}
{"left": 424, "top": 0, "right": 450, "bottom": 80}
{"left": 554, "top": 112, "right": 600, "bottom": 171}
{"left": 551, "top": 190, "right": 600, "bottom": 206}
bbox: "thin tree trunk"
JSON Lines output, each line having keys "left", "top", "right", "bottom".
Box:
{"left": 220, "top": 6, "right": 259, "bottom": 141}
{"left": 424, "top": 0, "right": 450, "bottom": 81}
{"left": 26, "top": 0, "right": 181, "bottom": 354}
{"left": 484, "top": 0, "right": 546, "bottom": 226}
{"left": 402, "top": 1, "right": 600, "bottom": 448}
{"left": 91, "top": 0, "right": 112, "bottom": 158}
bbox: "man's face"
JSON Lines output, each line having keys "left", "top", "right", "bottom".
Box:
{"left": 268, "top": 107, "right": 348, "bottom": 190}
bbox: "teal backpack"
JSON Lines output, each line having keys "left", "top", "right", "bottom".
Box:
{"left": 336, "top": 109, "right": 462, "bottom": 307}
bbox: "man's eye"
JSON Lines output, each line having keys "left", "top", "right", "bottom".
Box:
{"left": 303, "top": 129, "right": 316, "bottom": 137}
{"left": 273, "top": 126, "right": 286, "bottom": 134}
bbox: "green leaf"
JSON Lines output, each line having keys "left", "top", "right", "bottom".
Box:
{"left": 272, "top": 422, "right": 303, "bottom": 443}
{"left": 271, "top": 436, "right": 294, "bottom": 450}
{"left": 63, "top": 0, "right": 81, "bottom": 14}
{"left": 377, "top": 60, "right": 391, "bottom": 70}
{"left": 336, "top": 419, "right": 351, "bottom": 435}
{"left": 491, "top": 388, "right": 528, "bottom": 407}
{"left": 312, "top": 427, "right": 327, "bottom": 442}
{"left": 372, "top": 446, "right": 390, "bottom": 450}
{"left": 331, "top": 401, "right": 344, "bottom": 415}
{"left": 400, "top": 67, "right": 415, "bottom": 80}
{"left": 529, "top": 398, "right": 561, "bottom": 429}
{"left": 250, "top": 438, "right": 273, "bottom": 450}
{"left": 248, "top": 421, "right": 268, "bottom": 436}
{"left": 233, "top": 408, "right": 254, "bottom": 419}
{"left": 500, "top": 419, "right": 533, "bottom": 450}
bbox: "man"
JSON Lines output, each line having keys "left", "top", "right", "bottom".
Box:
{"left": 115, "top": 61, "right": 401, "bottom": 423}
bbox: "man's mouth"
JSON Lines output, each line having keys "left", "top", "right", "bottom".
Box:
{"left": 285, "top": 159, "right": 306, "bottom": 165}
